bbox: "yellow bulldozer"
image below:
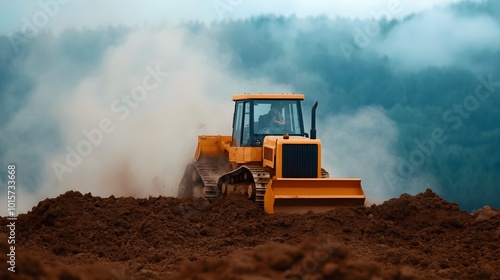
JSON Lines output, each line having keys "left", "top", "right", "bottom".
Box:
{"left": 178, "top": 93, "right": 365, "bottom": 214}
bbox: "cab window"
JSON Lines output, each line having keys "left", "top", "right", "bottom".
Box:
{"left": 254, "top": 100, "right": 304, "bottom": 135}
{"left": 232, "top": 101, "right": 243, "bottom": 146}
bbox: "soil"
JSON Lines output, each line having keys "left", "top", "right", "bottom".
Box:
{"left": 1, "top": 189, "right": 499, "bottom": 279}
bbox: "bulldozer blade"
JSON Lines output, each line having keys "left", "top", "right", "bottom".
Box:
{"left": 263, "top": 178, "right": 365, "bottom": 214}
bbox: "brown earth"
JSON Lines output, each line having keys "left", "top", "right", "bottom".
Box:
{"left": 1, "top": 189, "right": 499, "bottom": 279}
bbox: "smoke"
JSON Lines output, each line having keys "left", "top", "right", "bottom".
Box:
{"left": 319, "top": 106, "right": 436, "bottom": 203}
{"left": 0, "top": 26, "right": 290, "bottom": 214}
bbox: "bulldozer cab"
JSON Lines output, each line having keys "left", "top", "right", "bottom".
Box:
{"left": 232, "top": 97, "right": 305, "bottom": 147}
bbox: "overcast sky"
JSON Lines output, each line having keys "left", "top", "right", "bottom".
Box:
{"left": 1, "top": 0, "right": 465, "bottom": 34}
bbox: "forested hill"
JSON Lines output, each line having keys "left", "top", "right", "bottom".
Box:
{"left": 1, "top": 0, "right": 499, "bottom": 212}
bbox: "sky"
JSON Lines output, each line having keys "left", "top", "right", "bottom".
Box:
{"left": 1, "top": 0, "right": 465, "bottom": 34}
{"left": 1, "top": 0, "right": 499, "bottom": 213}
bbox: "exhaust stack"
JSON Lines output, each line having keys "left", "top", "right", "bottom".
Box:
{"left": 310, "top": 101, "right": 318, "bottom": 139}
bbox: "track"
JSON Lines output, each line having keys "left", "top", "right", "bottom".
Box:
{"left": 179, "top": 156, "right": 274, "bottom": 206}
{"left": 180, "top": 157, "right": 333, "bottom": 208}
{"left": 193, "top": 158, "right": 226, "bottom": 198}
{"left": 218, "top": 165, "right": 271, "bottom": 206}
{"left": 321, "top": 168, "right": 329, "bottom": 178}
{"left": 178, "top": 156, "right": 230, "bottom": 198}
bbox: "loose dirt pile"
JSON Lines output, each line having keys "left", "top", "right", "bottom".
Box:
{"left": 1, "top": 189, "right": 499, "bottom": 279}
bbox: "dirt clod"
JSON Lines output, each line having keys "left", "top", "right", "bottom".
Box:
{"left": 1, "top": 189, "right": 499, "bottom": 279}
{"left": 475, "top": 206, "right": 499, "bottom": 223}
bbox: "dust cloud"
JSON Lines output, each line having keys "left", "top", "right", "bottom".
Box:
{"left": 1, "top": 26, "right": 289, "bottom": 213}
{"left": 319, "top": 106, "right": 437, "bottom": 202}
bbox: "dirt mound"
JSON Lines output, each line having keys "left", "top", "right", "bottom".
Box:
{"left": 1, "top": 189, "right": 499, "bottom": 279}
{"left": 0, "top": 233, "right": 130, "bottom": 280}
{"left": 363, "top": 190, "right": 499, "bottom": 279}
{"left": 173, "top": 239, "right": 419, "bottom": 280}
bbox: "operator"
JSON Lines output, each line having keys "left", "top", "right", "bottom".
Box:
{"left": 259, "top": 103, "right": 285, "bottom": 134}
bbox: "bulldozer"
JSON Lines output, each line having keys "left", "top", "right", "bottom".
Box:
{"left": 178, "top": 93, "right": 365, "bottom": 214}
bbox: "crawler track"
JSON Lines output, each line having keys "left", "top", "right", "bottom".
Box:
{"left": 179, "top": 157, "right": 334, "bottom": 210}
{"left": 218, "top": 165, "right": 271, "bottom": 206}
{"left": 179, "top": 157, "right": 273, "bottom": 207}
{"left": 178, "top": 156, "right": 230, "bottom": 198}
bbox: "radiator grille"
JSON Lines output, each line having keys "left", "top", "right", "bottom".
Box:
{"left": 281, "top": 144, "right": 318, "bottom": 178}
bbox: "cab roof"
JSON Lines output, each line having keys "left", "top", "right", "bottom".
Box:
{"left": 232, "top": 93, "right": 304, "bottom": 101}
